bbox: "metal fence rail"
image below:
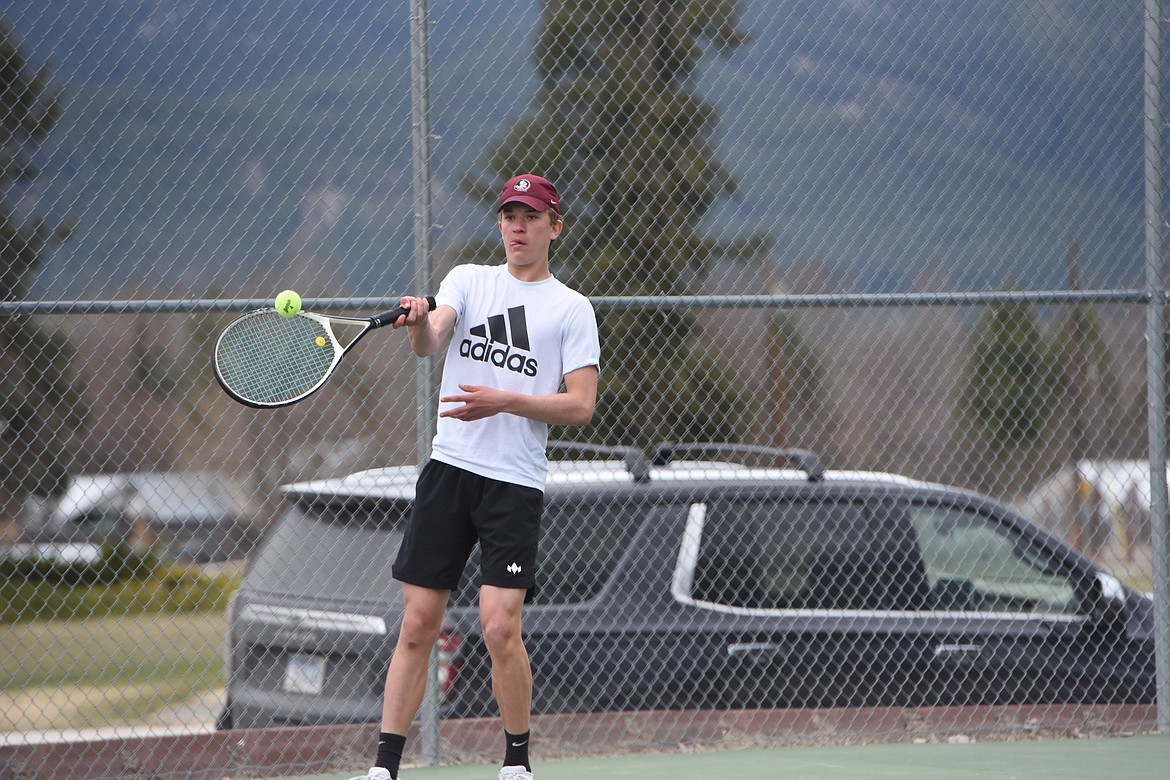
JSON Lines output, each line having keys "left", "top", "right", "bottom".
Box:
{"left": 2, "top": 1, "right": 1169, "bottom": 778}
{"left": 0, "top": 289, "right": 1158, "bottom": 317}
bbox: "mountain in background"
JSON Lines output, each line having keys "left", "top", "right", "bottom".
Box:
{"left": 10, "top": 0, "right": 1147, "bottom": 299}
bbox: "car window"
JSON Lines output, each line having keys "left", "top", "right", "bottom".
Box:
{"left": 690, "top": 498, "right": 924, "bottom": 611}
{"left": 450, "top": 498, "right": 645, "bottom": 607}
{"left": 908, "top": 504, "right": 1079, "bottom": 615}
{"left": 70, "top": 510, "right": 123, "bottom": 533}
{"left": 247, "top": 500, "right": 410, "bottom": 602}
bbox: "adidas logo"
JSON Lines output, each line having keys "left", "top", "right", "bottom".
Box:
{"left": 459, "top": 305, "right": 539, "bottom": 376}
{"left": 506, "top": 562, "right": 523, "bottom": 575}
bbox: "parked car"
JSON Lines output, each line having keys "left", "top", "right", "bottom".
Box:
{"left": 219, "top": 443, "right": 1154, "bottom": 729}
{"left": 14, "top": 472, "right": 257, "bottom": 564}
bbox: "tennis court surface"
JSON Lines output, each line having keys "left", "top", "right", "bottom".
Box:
{"left": 287, "top": 733, "right": 1169, "bottom": 780}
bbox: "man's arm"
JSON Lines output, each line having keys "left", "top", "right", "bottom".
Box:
{"left": 392, "top": 296, "right": 456, "bottom": 357}
{"left": 438, "top": 365, "right": 599, "bottom": 426}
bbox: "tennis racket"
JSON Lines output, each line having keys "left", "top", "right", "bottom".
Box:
{"left": 213, "top": 296, "right": 435, "bottom": 408}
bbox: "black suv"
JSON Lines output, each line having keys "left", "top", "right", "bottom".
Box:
{"left": 219, "top": 443, "right": 1154, "bottom": 729}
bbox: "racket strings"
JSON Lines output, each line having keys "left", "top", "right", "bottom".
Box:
{"left": 215, "top": 312, "right": 337, "bottom": 405}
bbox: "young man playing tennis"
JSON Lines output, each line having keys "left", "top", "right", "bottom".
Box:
{"left": 352, "top": 174, "right": 600, "bottom": 780}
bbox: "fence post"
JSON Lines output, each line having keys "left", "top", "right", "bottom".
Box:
{"left": 410, "top": 0, "right": 442, "bottom": 764}
{"left": 1143, "top": 0, "right": 1170, "bottom": 734}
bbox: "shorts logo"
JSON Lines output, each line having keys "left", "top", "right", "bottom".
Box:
{"left": 506, "top": 562, "right": 523, "bottom": 575}
{"left": 459, "top": 305, "right": 539, "bottom": 376}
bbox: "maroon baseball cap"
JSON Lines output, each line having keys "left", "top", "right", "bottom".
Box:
{"left": 497, "top": 174, "right": 560, "bottom": 213}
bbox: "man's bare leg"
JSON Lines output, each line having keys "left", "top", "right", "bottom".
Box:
{"left": 380, "top": 583, "right": 451, "bottom": 733}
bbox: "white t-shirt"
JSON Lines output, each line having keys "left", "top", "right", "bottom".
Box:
{"left": 429, "top": 263, "right": 600, "bottom": 490}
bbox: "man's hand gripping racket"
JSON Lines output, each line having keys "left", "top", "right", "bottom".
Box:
{"left": 213, "top": 296, "right": 435, "bottom": 408}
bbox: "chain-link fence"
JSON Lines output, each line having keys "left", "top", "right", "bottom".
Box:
{"left": 3, "top": 1, "right": 1170, "bottom": 778}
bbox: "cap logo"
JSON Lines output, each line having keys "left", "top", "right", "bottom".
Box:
{"left": 514, "top": 179, "right": 532, "bottom": 192}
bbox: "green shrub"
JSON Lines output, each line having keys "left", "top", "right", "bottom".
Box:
{"left": 0, "top": 550, "right": 239, "bottom": 624}
{"left": 0, "top": 544, "right": 158, "bottom": 587}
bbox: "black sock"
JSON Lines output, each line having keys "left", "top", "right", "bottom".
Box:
{"left": 503, "top": 729, "right": 531, "bottom": 771}
{"left": 375, "top": 732, "right": 406, "bottom": 778}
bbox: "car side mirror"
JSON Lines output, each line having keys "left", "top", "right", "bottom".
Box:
{"left": 1089, "top": 572, "right": 1128, "bottom": 630}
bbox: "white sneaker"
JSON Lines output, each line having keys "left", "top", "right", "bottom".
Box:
{"left": 498, "top": 766, "right": 533, "bottom": 780}
{"left": 348, "top": 768, "right": 392, "bottom": 780}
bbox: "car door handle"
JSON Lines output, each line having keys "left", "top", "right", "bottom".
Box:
{"left": 727, "top": 642, "right": 791, "bottom": 658}
{"left": 933, "top": 643, "right": 983, "bottom": 661}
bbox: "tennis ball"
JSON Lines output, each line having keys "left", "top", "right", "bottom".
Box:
{"left": 275, "top": 289, "right": 302, "bottom": 318}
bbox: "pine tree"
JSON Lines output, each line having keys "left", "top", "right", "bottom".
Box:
{"left": 1, "top": 15, "right": 86, "bottom": 518}
{"left": 958, "top": 287, "right": 1057, "bottom": 458}
{"left": 461, "top": 0, "right": 756, "bottom": 449}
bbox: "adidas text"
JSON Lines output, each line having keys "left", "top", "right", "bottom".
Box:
{"left": 459, "top": 338, "right": 538, "bottom": 376}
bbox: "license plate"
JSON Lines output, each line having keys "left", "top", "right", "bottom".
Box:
{"left": 283, "top": 653, "right": 326, "bottom": 694}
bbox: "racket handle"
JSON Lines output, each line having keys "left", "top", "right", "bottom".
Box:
{"left": 370, "top": 295, "right": 436, "bottom": 329}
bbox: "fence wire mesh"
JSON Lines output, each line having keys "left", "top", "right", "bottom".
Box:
{"left": 2, "top": 1, "right": 1168, "bottom": 778}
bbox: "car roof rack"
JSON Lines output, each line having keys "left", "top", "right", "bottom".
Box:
{"left": 650, "top": 442, "right": 824, "bottom": 482}
{"left": 547, "top": 440, "right": 652, "bottom": 484}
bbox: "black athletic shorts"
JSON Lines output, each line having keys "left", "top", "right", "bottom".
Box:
{"left": 392, "top": 459, "right": 543, "bottom": 598}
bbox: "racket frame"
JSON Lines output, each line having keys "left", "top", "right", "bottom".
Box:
{"left": 213, "top": 297, "right": 434, "bottom": 409}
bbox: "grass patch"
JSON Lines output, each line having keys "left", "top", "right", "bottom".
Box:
{"left": 1, "top": 552, "right": 240, "bottom": 731}
{"left": 0, "top": 611, "right": 226, "bottom": 731}
{"left": 1, "top": 560, "right": 238, "bottom": 625}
